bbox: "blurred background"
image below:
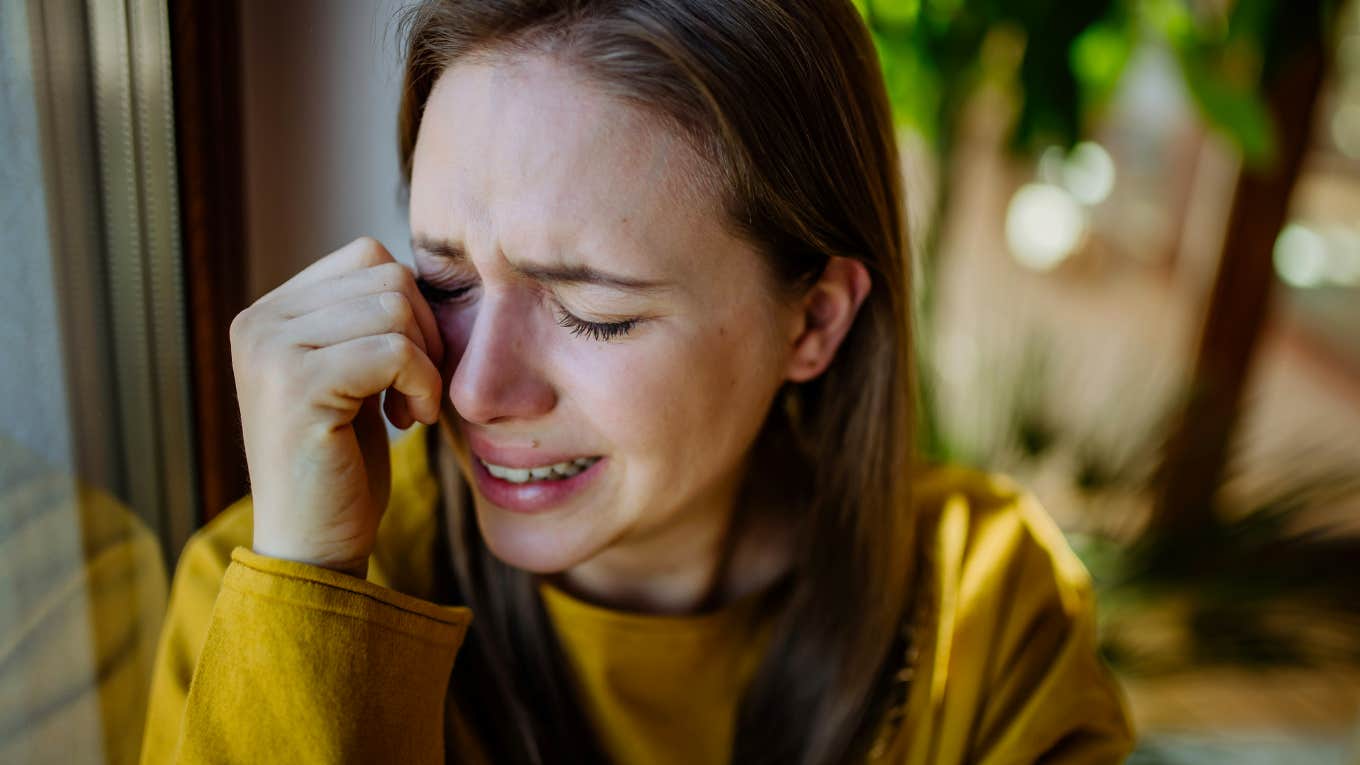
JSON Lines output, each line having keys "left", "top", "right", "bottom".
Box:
{"left": 1, "top": 0, "right": 1357, "bottom": 762}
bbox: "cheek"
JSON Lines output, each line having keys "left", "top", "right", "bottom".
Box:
{"left": 559, "top": 319, "right": 779, "bottom": 475}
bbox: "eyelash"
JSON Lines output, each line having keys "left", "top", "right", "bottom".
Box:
{"left": 415, "top": 278, "right": 638, "bottom": 342}
{"left": 415, "top": 278, "right": 473, "bottom": 305}
{"left": 556, "top": 311, "right": 637, "bottom": 342}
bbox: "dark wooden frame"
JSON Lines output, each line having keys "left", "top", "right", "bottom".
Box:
{"left": 171, "top": 0, "right": 250, "bottom": 526}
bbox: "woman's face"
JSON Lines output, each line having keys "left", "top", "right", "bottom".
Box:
{"left": 409, "top": 54, "right": 800, "bottom": 577}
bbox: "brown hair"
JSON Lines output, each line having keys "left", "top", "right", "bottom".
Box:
{"left": 398, "top": 2, "right": 917, "bottom": 763}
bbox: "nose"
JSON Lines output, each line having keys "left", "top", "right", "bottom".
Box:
{"left": 447, "top": 292, "right": 558, "bottom": 425}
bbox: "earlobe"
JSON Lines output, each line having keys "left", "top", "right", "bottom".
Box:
{"left": 785, "top": 256, "right": 871, "bottom": 383}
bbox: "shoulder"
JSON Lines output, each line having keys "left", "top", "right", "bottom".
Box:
{"left": 908, "top": 463, "right": 1102, "bottom": 674}
{"left": 911, "top": 464, "right": 1094, "bottom": 611}
{"left": 893, "top": 465, "right": 1133, "bottom": 764}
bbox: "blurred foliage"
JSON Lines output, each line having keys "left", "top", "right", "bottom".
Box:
{"left": 878, "top": 0, "right": 1346, "bottom": 475}
{"left": 920, "top": 330, "right": 1360, "bottom": 676}
{"left": 1075, "top": 467, "right": 1360, "bottom": 675}
{"left": 858, "top": 0, "right": 1116, "bottom": 154}
{"left": 857, "top": 0, "right": 1342, "bottom": 165}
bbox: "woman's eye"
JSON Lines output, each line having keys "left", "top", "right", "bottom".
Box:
{"left": 416, "top": 277, "right": 475, "bottom": 306}
{"left": 556, "top": 309, "right": 638, "bottom": 342}
{"left": 417, "top": 277, "right": 636, "bottom": 341}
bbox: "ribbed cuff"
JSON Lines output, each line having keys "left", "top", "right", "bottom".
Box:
{"left": 226, "top": 546, "right": 472, "bottom": 644}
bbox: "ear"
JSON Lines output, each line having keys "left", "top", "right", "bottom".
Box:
{"left": 785, "top": 256, "right": 872, "bottom": 383}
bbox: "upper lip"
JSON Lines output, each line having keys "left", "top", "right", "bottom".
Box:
{"left": 461, "top": 428, "right": 599, "bottom": 469}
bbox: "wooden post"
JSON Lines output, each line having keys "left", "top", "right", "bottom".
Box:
{"left": 1150, "top": 27, "right": 1328, "bottom": 532}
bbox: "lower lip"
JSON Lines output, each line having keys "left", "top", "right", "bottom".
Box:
{"left": 469, "top": 455, "right": 605, "bottom": 514}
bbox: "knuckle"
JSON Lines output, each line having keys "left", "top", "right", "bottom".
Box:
{"left": 383, "top": 332, "right": 416, "bottom": 362}
{"left": 228, "top": 308, "right": 250, "bottom": 344}
{"left": 229, "top": 307, "right": 262, "bottom": 356}
{"left": 351, "top": 236, "right": 389, "bottom": 267}
{"left": 370, "top": 261, "right": 409, "bottom": 289}
{"left": 378, "top": 291, "right": 412, "bottom": 322}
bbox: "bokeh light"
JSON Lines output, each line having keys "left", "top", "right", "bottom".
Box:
{"left": 1005, "top": 183, "right": 1088, "bottom": 271}
{"left": 1274, "top": 223, "right": 1331, "bottom": 288}
{"left": 1063, "top": 142, "right": 1117, "bottom": 205}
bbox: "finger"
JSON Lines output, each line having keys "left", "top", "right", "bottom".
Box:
{"left": 307, "top": 333, "right": 443, "bottom": 424}
{"left": 259, "top": 236, "right": 396, "bottom": 304}
{"left": 284, "top": 291, "right": 431, "bottom": 358}
{"left": 269, "top": 262, "right": 444, "bottom": 366}
{"left": 267, "top": 261, "right": 410, "bottom": 316}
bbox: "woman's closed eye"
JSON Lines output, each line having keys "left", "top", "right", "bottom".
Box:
{"left": 416, "top": 277, "right": 476, "bottom": 306}
{"left": 555, "top": 310, "right": 637, "bottom": 342}
{"left": 416, "top": 277, "right": 640, "bottom": 342}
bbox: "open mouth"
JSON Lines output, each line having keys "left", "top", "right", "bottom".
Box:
{"left": 476, "top": 456, "right": 603, "bottom": 484}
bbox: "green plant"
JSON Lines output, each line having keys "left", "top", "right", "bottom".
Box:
{"left": 918, "top": 327, "right": 1360, "bottom": 675}
{"left": 857, "top": 0, "right": 1343, "bottom": 466}
{"left": 1078, "top": 460, "right": 1360, "bottom": 675}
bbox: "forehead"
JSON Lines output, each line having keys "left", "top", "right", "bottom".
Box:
{"left": 409, "top": 53, "right": 720, "bottom": 263}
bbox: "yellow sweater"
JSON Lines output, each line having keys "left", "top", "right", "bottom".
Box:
{"left": 140, "top": 424, "right": 1133, "bottom": 764}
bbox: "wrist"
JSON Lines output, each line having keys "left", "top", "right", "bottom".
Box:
{"left": 251, "top": 541, "right": 371, "bottom": 580}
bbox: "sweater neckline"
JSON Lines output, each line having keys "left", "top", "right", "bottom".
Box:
{"left": 535, "top": 574, "right": 786, "bottom": 637}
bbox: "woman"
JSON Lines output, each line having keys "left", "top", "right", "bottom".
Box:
{"left": 141, "top": 1, "right": 1133, "bottom": 763}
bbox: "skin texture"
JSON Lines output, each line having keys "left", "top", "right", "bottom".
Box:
{"left": 234, "top": 52, "right": 868, "bottom": 613}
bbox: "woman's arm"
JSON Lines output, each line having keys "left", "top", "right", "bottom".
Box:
{"left": 140, "top": 524, "right": 471, "bottom": 764}
{"left": 178, "top": 548, "right": 469, "bottom": 763}
{"left": 138, "top": 235, "right": 464, "bottom": 762}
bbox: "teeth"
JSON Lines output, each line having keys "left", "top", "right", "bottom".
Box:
{"left": 482, "top": 456, "right": 600, "bottom": 484}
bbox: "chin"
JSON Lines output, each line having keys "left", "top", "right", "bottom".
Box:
{"left": 472, "top": 501, "right": 602, "bottom": 574}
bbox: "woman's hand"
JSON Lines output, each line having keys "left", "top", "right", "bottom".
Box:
{"left": 231, "top": 237, "right": 445, "bottom": 577}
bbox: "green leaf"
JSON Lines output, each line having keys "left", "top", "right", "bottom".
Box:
{"left": 1070, "top": 19, "right": 1133, "bottom": 107}
{"left": 870, "top": 30, "right": 943, "bottom": 142}
{"left": 1179, "top": 54, "right": 1277, "bottom": 165}
{"left": 866, "top": 0, "right": 920, "bottom": 26}
{"left": 923, "top": 0, "right": 963, "bottom": 26}
{"left": 1141, "top": 0, "right": 1196, "bottom": 46}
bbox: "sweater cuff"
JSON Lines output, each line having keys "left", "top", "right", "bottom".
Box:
{"left": 176, "top": 548, "right": 473, "bottom": 762}
{"left": 226, "top": 546, "right": 472, "bottom": 644}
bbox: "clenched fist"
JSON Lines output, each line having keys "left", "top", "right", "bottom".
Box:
{"left": 231, "top": 237, "right": 445, "bottom": 577}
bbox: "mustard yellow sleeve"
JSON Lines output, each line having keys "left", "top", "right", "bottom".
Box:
{"left": 140, "top": 516, "right": 238, "bottom": 764}
{"left": 141, "top": 541, "right": 472, "bottom": 764}
{"left": 896, "top": 474, "right": 1135, "bottom": 765}
{"left": 140, "top": 519, "right": 473, "bottom": 756}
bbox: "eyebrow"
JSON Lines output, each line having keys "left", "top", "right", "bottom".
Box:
{"left": 411, "top": 236, "right": 672, "bottom": 293}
